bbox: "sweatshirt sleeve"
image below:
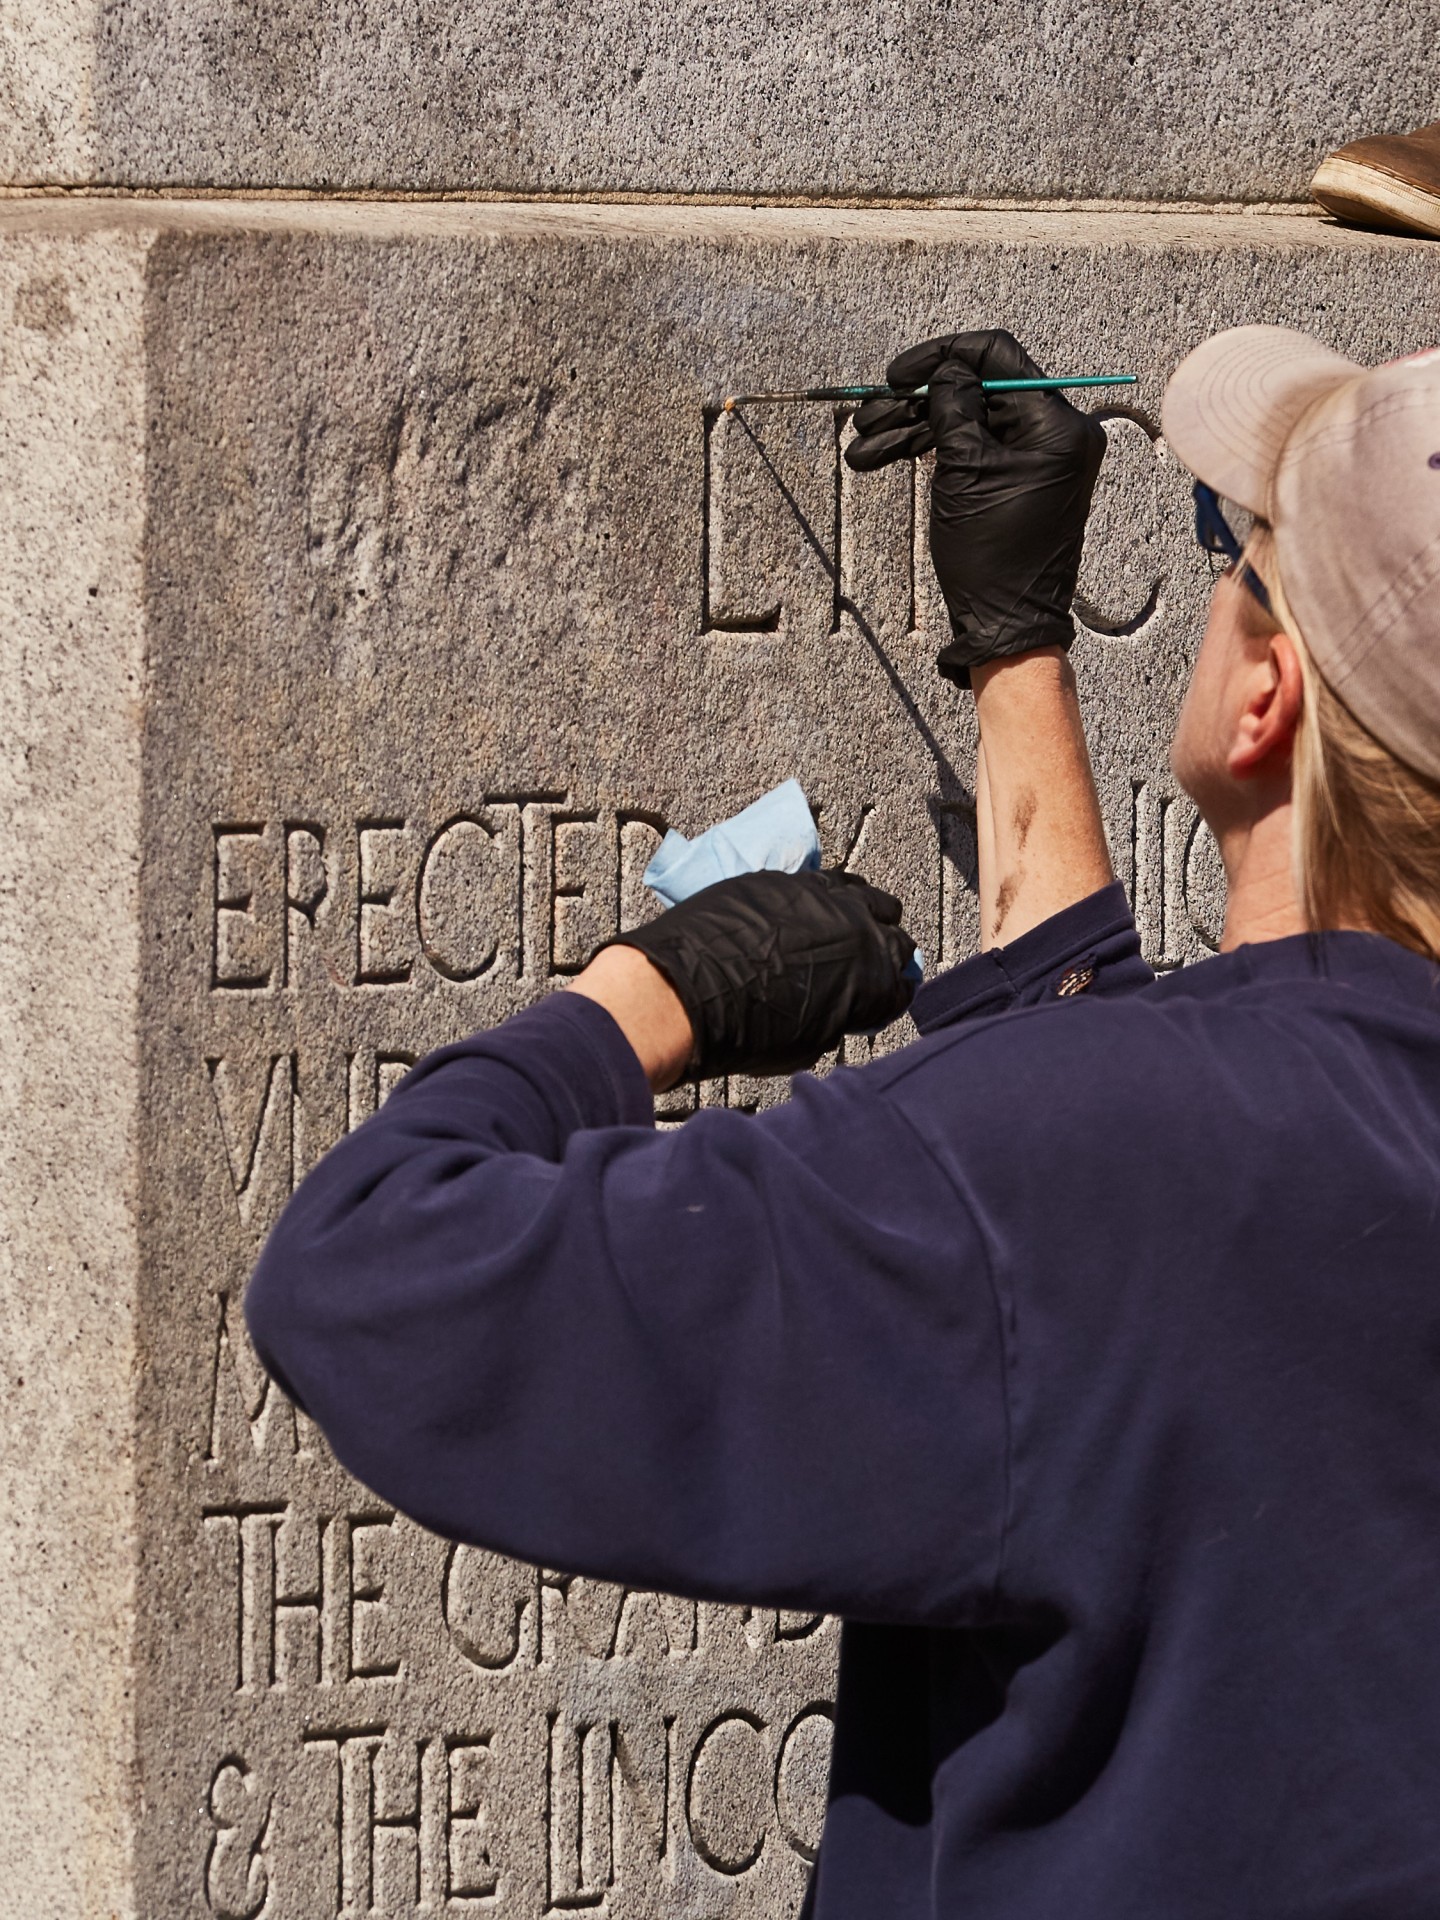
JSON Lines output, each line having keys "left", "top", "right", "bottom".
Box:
{"left": 909, "top": 881, "right": 1153, "bottom": 1034}
{"left": 245, "top": 990, "right": 1008, "bottom": 1628}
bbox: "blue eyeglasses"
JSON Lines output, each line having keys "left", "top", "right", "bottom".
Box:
{"left": 1193, "top": 481, "right": 1272, "bottom": 615}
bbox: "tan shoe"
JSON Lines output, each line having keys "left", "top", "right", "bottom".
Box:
{"left": 1311, "top": 121, "right": 1440, "bottom": 240}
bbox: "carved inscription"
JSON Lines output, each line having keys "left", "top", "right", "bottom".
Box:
{"left": 203, "top": 1503, "right": 401, "bottom": 1692}
{"left": 207, "top": 1055, "right": 294, "bottom": 1225}
{"left": 303, "top": 1730, "right": 499, "bottom": 1914}
{"left": 702, "top": 403, "right": 1191, "bottom": 643}
{"left": 444, "top": 1551, "right": 703, "bottom": 1671}
{"left": 1127, "top": 779, "right": 1225, "bottom": 968}
{"left": 546, "top": 1714, "right": 674, "bottom": 1906}
{"left": 209, "top": 795, "right": 980, "bottom": 1001}
{"left": 214, "top": 825, "right": 275, "bottom": 989}
{"left": 206, "top": 1291, "right": 316, "bottom": 1465}
{"left": 1073, "top": 409, "right": 1169, "bottom": 638}
{"left": 702, "top": 406, "right": 932, "bottom": 639}
{"left": 260, "top": 1700, "right": 833, "bottom": 1919}
{"left": 198, "top": 790, "right": 977, "bottom": 1221}
{"left": 209, "top": 801, "right": 664, "bottom": 998}
{"left": 206, "top": 1760, "right": 273, "bottom": 1920}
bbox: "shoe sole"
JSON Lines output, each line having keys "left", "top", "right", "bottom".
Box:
{"left": 1311, "top": 155, "right": 1440, "bottom": 240}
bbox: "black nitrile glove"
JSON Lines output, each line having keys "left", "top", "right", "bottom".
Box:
{"left": 845, "top": 328, "right": 1108, "bottom": 686}
{"left": 605, "top": 868, "right": 917, "bottom": 1080}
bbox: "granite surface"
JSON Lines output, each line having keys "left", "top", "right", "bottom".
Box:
{"left": 0, "top": 222, "right": 149, "bottom": 1919}
{"left": 3, "top": 3, "right": 1439, "bottom": 198}
{"left": 3, "top": 198, "right": 1440, "bottom": 1917}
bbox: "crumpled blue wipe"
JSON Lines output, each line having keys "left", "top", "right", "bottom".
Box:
{"left": 643, "top": 779, "right": 821, "bottom": 905}
{"left": 644, "top": 779, "right": 922, "bottom": 980}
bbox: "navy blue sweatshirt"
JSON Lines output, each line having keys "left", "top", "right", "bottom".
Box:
{"left": 247, "top": 884, "right": 1440, "bottom": 1917}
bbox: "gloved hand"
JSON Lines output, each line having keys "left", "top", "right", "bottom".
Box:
{"left": 604, "top": 868, "right": 917, "bottom": 1080}
{"left": 845, "top": 328, "right": 1108, "bottom": 686}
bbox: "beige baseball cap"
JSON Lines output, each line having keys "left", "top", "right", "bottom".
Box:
{"left": 1161, "top": 324, "right": 1440, "bottom": 781}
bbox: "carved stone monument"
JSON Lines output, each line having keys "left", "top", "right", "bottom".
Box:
{"left": 2, "top": 28, "right": 1440, "bottom": 1920}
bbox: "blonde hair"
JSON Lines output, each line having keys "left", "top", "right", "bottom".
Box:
{"left": 1244, "top": 525, "right": 1440, "bottom": 960}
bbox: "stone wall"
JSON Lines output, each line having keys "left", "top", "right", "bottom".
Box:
{"left": 2, "top": 23, "right": 1439, "bottom": 1920}
{"left": 5, "top": 2, "right": 1440, "bottom": 196}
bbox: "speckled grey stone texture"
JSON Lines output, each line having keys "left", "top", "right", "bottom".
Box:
{"left": 2, "top": 3, "right": 1438, "bottom": 197}
{"left": 0, "top": 221, "right": 148, "bottom": 1920}
{"left": 3, "top": 199, "right": 1440, "bottom": 1918}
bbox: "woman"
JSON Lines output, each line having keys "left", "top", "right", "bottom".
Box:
{"left": 247, "top": 325, "right": 1440, "bottom": 1916}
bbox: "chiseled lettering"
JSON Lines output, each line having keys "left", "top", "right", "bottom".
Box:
{"left": 549, "top": 812, "right": 611, "bottom": 974}
{"left": 205, "top": 1760, "right": 272, "bottom": 1920}
{"left": 417, "top": 815, "right": 501, "bottom": 982}
{"left": 304, "top": 1730, "right": 499, "bottom": 1915}
{"left": 1129, "top": 777, "right": 1221, "bottom": 970}
{"left": 545, "top": 1716, "right": 629, "bottom": 1906}
{"left": 213, "top": 825, "right": 274, "bottom": 989}
{"left": 205, "top": 1290, "right": 300, "bottom": 1465}
{"left": 203, "top": 1504, "right": 321, "bottom": 1692}
{"left": 284, "top": 822, "right": 328, "bottom": 987}
{"left": 206, "top": 1053, "right": 293, "bottom": 1226}
{"left": 686, "top": 1711, "right": 769, "bottom": 1876}
{"left": 356, "top": 819, "right": 416, "bottom": 984}
{"left": 202, "top": 1501, "right": 400, "bottom": 1694}
{"left": 774, "top": 1703, "right": 835, "bottom": 1863}
{"left": 346, "top": 1515, "right": 402, "bottom": 1681}
{"left": 443, "top": 1544, "right": 533, "bottom": 1671}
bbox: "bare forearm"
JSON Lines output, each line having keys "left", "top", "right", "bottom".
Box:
{"left": 569, "top": 945, "right": 694, "bottom": 1092}
{"left": 971, "top": 649, "right": 1113, "bottom": 947}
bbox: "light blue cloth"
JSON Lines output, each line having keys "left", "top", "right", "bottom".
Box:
{"left": 643, "top": 779, "right": 821, "bottom": 906}
{"left": 644, "top": 779, "right": 922, "bottom": 980}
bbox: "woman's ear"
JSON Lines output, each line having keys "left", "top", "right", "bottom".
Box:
{"left": 1227, "top": 627, "right": 1305, "bottom": 780}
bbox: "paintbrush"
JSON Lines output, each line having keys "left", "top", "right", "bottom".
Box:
{"left": 721, "top": 374, "right": 1137, "bottom": 411}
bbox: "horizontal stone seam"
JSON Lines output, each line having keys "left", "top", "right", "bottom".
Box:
{"left": 0, "top": 183, "right": 1322, "bottom": 216}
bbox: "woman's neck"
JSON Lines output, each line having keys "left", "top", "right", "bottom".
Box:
{"left": 1217, "top": 798, "right": 1309, "bottom": 950}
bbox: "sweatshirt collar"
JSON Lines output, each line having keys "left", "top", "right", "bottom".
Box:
{"left": 1146, "top": 929, "right": 1440, "bottom": 1009}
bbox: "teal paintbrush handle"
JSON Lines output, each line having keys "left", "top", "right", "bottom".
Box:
{"left": 823, "top": 375, "right": 1136, "bottom": 399}
{"left": 720, "top": 375, "right": 1137, "bottom": 411}
{"left": 979, "top": 374, "right": 1136, "bottom": 393}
